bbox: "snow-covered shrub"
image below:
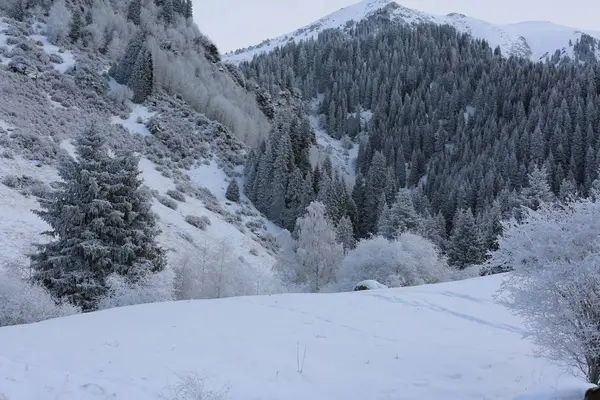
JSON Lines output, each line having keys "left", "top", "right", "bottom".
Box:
{"left": 107, "top": 82, "right": 133, "bottom": 106}
{"left": 162, "top": 372, "right": 229, "bottom": 400}
{"left": 185, "top": 215, "right": 210, "bottom": 230}
{"left": 97, "top": 269, "right": 175, "bottom": 310}
{"left": 158, "top": 195, "right": 178, "bottom": 210}
{"left": 0, "top": 264, "right": 79, "bottom": 327}
{"left": 173, "top": 242, "right": 276, "bottom": 300}
{"left": 46, "top": 0, "right": 71, "bottom": 45}
{"left": 495, "top": 199, "right": 600, "bottom": 384}
{"left": 337, "top": 233, "right": 450, "bottom": 290}
{"left": 273, "top": 202, "right": 344, "bottom": 292}
{"left": 167, "top": 189, "right": 186, "bottom": 202}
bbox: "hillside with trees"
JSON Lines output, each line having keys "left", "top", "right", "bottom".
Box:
{"left": 239, "top": 11, "right": 600, "bottom": 270}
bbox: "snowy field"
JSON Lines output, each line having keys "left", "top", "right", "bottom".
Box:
{"left": 0, "top": 274, "right": 593, "bottom": 400}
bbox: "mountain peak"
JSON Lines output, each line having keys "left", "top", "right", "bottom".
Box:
{"left": 225, "top": 0, "right": 600, "bottom": 64}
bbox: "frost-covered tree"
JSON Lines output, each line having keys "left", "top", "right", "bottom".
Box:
{"left": 520, "top": 166, "right": 555, "bottom": 212}
{"left": 225, "top": 179, "right": 240, "bottom": 202}
{"left": 336, "top": 215, "right": 356, "bottom": 252}
{"left": 274, "top": 201, "right": 343, "bottom": 292}
{"left": 495, "top": 198, "right": 600, "bottom": 384}
{"left": 447, "top": 208, "right": 486, "bottom": 269}
{"left": 337, "top": 233, "right": 450, "bottom": 290}
{"left": 127, "top": 0, "right": 142, "bottom": 25}
{"left": 46, "top": 0, "right": 72, "bottom": 45}
{"left": 68, "top": 8, "right": 83, "bottom": 43}
{"left": 30, "top": 123, "right": 166, "bottom": 311}
{"left": 1, "top": 262, "right": 79, "bottom": 327}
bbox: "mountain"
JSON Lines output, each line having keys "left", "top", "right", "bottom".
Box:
{"left": 225, "top": 0, "right": 600, "bottom": 64}
{"left": 0, "top": 273, "right": 592, "bottom": 399}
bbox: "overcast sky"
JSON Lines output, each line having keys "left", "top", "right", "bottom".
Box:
{"left": 195, "top": 0, "right": 599, "bottom": 53}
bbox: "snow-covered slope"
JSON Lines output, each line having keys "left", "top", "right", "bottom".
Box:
{"left": 0, "top": 15, "right": 280, "bottom": 293}
{"left": 225, "top": 0, "right": 600, "bottom": 64}
{"left": 0, "top": 274, "right": 593, "bottom": 399}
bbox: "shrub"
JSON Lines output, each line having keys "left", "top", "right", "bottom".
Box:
{"left": 158, "top": 195, "right": 178, "bottom": 210}
{"left": 162, "top": 372, "right": 229, "bottom": 400}
{"left": 97, "top": 269, "right": 175, "bottom": 310}
{"left": 0, "top": 264, "right": 79, "bottom": 327}
{"left": 225, "top": 179, "right": 240, "bottom": 202}
{"left": 167, "top": 189, "right": 186, "bottom": 202}
{"left": 337, "top": 233, "right": 450, "bottom": 290}
{"left": 185, "top": 215, "right": 210, "bottom": 230}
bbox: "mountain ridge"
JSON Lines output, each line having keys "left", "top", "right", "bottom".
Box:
{"left": 225, "top": 0, "right": 600, "bottom": 64}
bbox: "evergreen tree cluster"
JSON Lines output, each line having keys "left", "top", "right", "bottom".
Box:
{"left": 30, "top": 123, "right": 166, "bottom": 311}
{"left": 239, "top": 16, "right": 600, "bottom": 268}
{"left": 110, "top": 31, "right": 154, "bottom": 103}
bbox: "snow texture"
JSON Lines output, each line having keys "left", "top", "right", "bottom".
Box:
{"left": 110, "top": 104, "right": 156, "bottom": 136}
{"left": 354, "top": 279, "right": 388, "bottom": 290}
{"left": 308, "top": 98, "right": 358, "bottom": 186}
{"left": 0, "top": 274, "right": 589, "bottom": 399}
{"left": 225, "top": 0, "right": 600, "bottom": 64}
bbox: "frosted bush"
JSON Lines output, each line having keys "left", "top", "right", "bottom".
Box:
{"left": 0, "top": 264, "right": 79, "bottom": 327}
{"left": 98, "top": 269, "right": 175, "bottom": 310}
{"left": 162, "top": 372, "right": 229, "bottom": 400}
{"left": 337, "top": 233, "right": 450, "bottom": 290}
{"left": 158, "top": 195, "right": 178, "bottom": 210}
{"left": 108, "top": 82, "right": 133, "bottom": 106}
{"left": 185, "top": 215, "right": 210, "bottom": 230}
{"left": 167, "top": 189, "right": 186, "bottom": 202}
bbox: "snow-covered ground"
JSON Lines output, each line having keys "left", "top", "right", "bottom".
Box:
{"left": 0, "top": 19, "right": 75, "bottom": 72}
{"left": 110, "top": 104, "right": 156, "bottom": 136}
{"left": 308, "top": 98, "right": 359, "bottom": 186}
{"left": 225, "top": 0, "right": 600, "bottom": 64}
{"left": 0, "top": 274, "right": 593, "bottom": 399}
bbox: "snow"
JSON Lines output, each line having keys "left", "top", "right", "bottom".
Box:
{"left": 0, "top": 273, "right": 589, "bottom": 399}
{"left": 0, "top": 119, "right": 15, "bottom": 133}
{"left": 110, "top": 104, "right": 156, "bottom": 137}
{"left": 0, "top": 156, "right": 59, "bottom": 266}
{"left": 0, "top": 19, "right": 76, "bottom": 72}
{"left": 189, "top": 160, "right": 230, "bottom": 201}
{"left": 354, "top": 279, "right": 388, "bottom": 290}
{"left": 225, "top": 0, "right": 600, "bottom": 64}
{"left": 29, "top": 33, "right": 75, "bottom": 73}
{"left": 308, "top": 98, "right": 358, "bottom": 186}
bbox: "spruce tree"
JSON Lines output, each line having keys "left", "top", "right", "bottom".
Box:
{"left": 225, "top": 179, "right": 240, "bottom": 202}
{"left": 30, "top": 123, "right": 166, "bottom": 311}
{"left": 68, "top": 8, "right": 82, "bottom": 43}
{"left": 127, "top": 0, "right": 142, "bottom": 25}
{"left": 447, "top": 208, "right": 486, "bottom": 269}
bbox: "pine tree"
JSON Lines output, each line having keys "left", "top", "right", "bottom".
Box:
{"left": 129, "top": 48, "right": 154, "bottom": 103}
{"left": 127, "top": 0, "right": 142, "bottom": 25}
{"left": 447, "top": 208, "right": 486, "bottom": 269}
{"left": 225, "top": 179, "right": 240, "bottom": 202}
{"left": 336, "top": 216, "right": 356, "bottom": 252}
{"left": 184, "top": 0, "right": 193, "bottom": 19}
{"left": 30, "top": 123, "right": 166, "bottom": 311}
{"left": 521, "top": 165, "right": 554, "bottom": 212}
{"left": 68, "top": 8, "right": 82, "bottom": 43}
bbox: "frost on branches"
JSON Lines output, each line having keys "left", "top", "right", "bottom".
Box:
{"left": 337, "top": 233, "right": 451, "bottom": 290}
{"left": 273, "top": 201, "right": 344, "bottom": 292}
{"left": 494, "top": 198, "right": 600, "bottom": 384}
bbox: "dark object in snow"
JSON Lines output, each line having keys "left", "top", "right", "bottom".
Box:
{"left": 585, "top": 387, "right": 600, "bottom": 400}
{"left": 353, "top": 280, "right": 388, "bottom": 291}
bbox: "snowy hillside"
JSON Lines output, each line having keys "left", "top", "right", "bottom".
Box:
{"left": 0, "top": 11, "right": 280, "bottom": 296}
{"left": 225, "top": 0, "right": 600, "bottom": 64}
{"left": 0, "top": 274, "right": 593, "bottom": 399}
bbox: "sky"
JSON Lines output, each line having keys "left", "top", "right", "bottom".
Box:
{"left": 195, "top": 0, "right": 600, "bottom": 53}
